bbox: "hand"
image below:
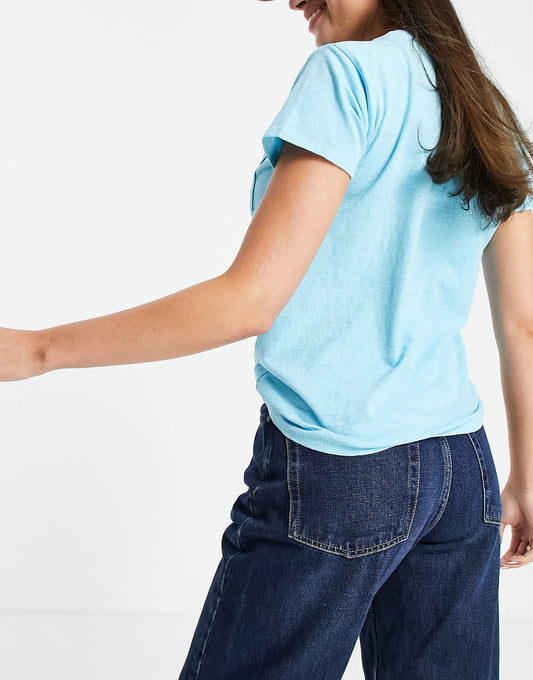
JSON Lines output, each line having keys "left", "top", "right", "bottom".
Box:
{"left": 0, "top": 327, "right": 47, "bottom": 381}
{"left": 499, "top": 480, "right": 533, "bottom": 569}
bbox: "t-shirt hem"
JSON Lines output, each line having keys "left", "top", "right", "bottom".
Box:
{"left": 265, "top": 402, "right": 485, "bottom": 457}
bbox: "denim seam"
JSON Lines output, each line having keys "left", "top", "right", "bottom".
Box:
{"left": 248, "top": 486, "right": 255, "bottom": 519}
{"left": 468, "top": 431, "right": 502, "bottom": 525}
{"left": 262, "top": 420, "right": 272, "bottom": 481}
{"left": 286, "top": 435, "right": 295, "bottom": 542}
{"left": 409, "top": 440, "right": 421, "bottom": 537}
{"left": 296, "top": 442, "right": 302, "bottom": 533}
{"left": 424, "top": 435, "right": 453, "bottom": 534}
{"left": 287, "top": 438, "right": 418, "bottom": 558}
{"left": 195, "top": 513, "right": 255, "bottom": 677}
{"left": 371, "top": 601, "right": 380, "bottom": 680}
{"left": 194, "top": 413, "right": 268, "bottom": 677}
{"left": 194, "top": 545, "right": 246, "bottom": 679}
{"left": 237, "top": 516, "right": 254, "bottom": 552}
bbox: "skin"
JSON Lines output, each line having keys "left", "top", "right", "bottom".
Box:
{"left": 482, "top": 209, "right": 533, "bottom": 568}
{"left": 0, "top": 0, "right": 532, "bottom": 568}
{"left": 259, "top": 0, "right": 399, "bottom": 46}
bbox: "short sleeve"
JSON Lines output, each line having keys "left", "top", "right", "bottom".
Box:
{"left": 262, "top": 43, "right": 369, "bottom": 180}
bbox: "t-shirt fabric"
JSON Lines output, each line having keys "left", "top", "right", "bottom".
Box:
{"left": 249, "top": 29, "right": 533, "bottom": 456}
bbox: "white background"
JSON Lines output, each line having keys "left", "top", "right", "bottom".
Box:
{"left": 0, "top": 0, "right": 531, "bottom": 677}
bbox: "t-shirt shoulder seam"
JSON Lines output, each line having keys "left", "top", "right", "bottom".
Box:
{"left": 328, "top": 42, "right": 364, "bottom": 73}
{"left": 328, "top": 43, "right": 371, "bottom": 123}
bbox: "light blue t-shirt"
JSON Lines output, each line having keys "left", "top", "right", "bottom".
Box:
{"left": 249, "top": 29, "right": 533, "bottom": 456}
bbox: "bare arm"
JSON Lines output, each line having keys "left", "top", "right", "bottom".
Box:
{"left": 39, "top": 274, "right": 266, "bottom": 372}
{"left": 482, "top": 208, "right": 533, "bottom": 491}
{"left": 7, "top": 141, "right": 347, "bottom": 377}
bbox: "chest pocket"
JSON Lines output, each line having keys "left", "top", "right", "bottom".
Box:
{"left": 250, "top": 153, "right": 272, "bottom": 216}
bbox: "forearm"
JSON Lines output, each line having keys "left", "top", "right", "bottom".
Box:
{"left": 498, "top": 327, "right": 533, "bottom": 490}
{"left": 38, "top": 273, "right": 267, "bottom": 373}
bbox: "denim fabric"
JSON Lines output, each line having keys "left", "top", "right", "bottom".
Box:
{"left": 178, "top": 403, "right": 502, "bottom": 679}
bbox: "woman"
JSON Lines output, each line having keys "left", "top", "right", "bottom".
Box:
{"left": 1, "top": 0, "right": 532, "bottom": 678}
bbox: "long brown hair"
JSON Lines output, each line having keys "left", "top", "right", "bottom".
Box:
{"left": 380, "top": 0, "right": 533, "bottom": 229}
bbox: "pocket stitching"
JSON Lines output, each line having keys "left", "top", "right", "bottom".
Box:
{"left": 423, "top": 435, "right": 453, "bottom": 534}
{"left": 286, "top": 436, "right": 419, "bottom": 558}
{"left": 468, "top": 431, "right": 502, "bottom": 526}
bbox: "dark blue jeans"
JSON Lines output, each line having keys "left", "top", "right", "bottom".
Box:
{"left": 178, "top": 402, "right": 502, "bottom": 679}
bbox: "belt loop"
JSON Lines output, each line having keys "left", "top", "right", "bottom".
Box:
{"left": 260, "top": 402, "right": 270, "bottom": 423}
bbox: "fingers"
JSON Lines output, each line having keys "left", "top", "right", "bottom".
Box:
{"left": 500, "top": 539, "right": 532, "bottom": 569}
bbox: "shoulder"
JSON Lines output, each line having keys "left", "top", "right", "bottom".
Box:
{"left": 299, "top": 37, "right": 412, "bottom": 91}
{"left": 299, "top": 42, "right": 364, "bottom": 76}
{"left": 293, "top": 42, "right": 370, "bottom": 96}
{"left": 332, "top": 36, "right": 413, "bottom": 75}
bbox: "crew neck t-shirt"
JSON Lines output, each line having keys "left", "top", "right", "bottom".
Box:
{"left": 249, "top": 29, "right": 533, "bottom": 456}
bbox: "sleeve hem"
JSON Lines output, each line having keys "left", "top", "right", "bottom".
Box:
{"left": 263, "top": 130, "right": 356, "bottom": 179}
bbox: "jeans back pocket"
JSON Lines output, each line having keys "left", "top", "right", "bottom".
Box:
{"left": 285, "top": 436, "right": 420, "bottom": 558}
{"left": 468, "top": 427, "right": 502, "bottom": 526}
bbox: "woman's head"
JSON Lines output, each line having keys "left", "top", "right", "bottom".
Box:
{"left": 288, "top": 0, "right": 397, "bottom": 45}
{"left": 259, "top": 1, "right": 397, "bottom": 45}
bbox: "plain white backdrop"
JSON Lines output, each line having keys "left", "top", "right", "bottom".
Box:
{"left": 0, "top": 0, "right": 531, "bottom": 677}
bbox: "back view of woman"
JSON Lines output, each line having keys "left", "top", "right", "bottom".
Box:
{"left": 176, "top": 1, "right": 533, "bottom": 677}
{"left": 1, "top": 0, "right": 532, "bottom": 678}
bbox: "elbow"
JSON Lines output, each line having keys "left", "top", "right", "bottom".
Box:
{"left": 495, "top": 319, "right": 533, "bottom": 353}
{"left": 502, "top": 319, "right": 533, "bottom": 339}
{"left": 248, "top": 296, "right": 278, "bottom": 336}
{"left": 222, "top": 270, "right": 275, "bottom": 337}
{"left": 245, "top": 295, "right": 282, "bottom": 336}
{"left": 254, "top": 317, "right": 273, "bottom": 337}
{"left": 516, "top": 320, "right": 533, "bottom": 337}
{"left": 231, "top": 296, "right": 274, "bottom": 339}
{"left": 247, "top": 309, "right": 274, "bottom": 337}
